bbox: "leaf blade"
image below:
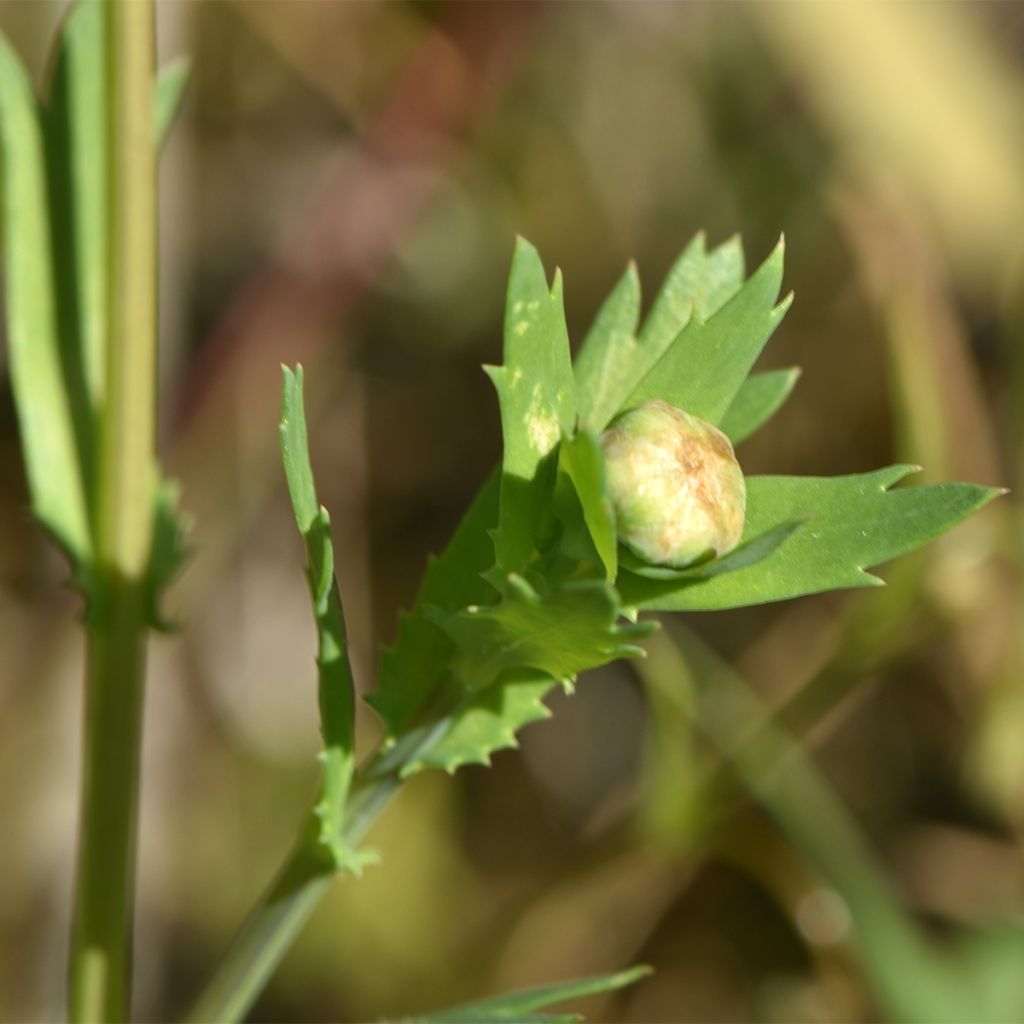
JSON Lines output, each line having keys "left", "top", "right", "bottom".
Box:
{"left": 409, "top": 965, "right": 652, "bottom": 1023}
{"left": 627, "top": 237, "right": 789, "bottom": 425}
{"left": 0, "top": 35, "right": 92, "bottom": 564}
{"left": 490, "top": 237, "right": 577, "bottom": 573}
{"left": 280, "top": 365, "right": 360, "bottom": 867}
{"left": 620, "top": 467, "right": 1003, "bottom": 611}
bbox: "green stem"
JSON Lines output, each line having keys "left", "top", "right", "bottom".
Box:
{"left": 69, "top": 2, "right": 156, "bottom": 1020}
{"left": 183, "top": 770, "right": 401, "bottom": 1024}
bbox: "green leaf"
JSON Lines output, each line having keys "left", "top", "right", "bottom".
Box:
{"left": 558, "top": 428, "right": 617, "bottom": 580}
{"left": 430, "top": 574, "right": 651, "bottom": 692}
{"left": 144, "top": 476, "right": 190, "bottom": 630}
{"left": 368, "top": 472, "right": 499, "bottom": 739}
{"left": 626, "top": 237, "right": 791, "bottom": 425}
{"left": 620, "top": 466, "right": 1003, "bottom": 611}
{"left": 720, "top": 367, "right": 801, "bottom": 445}
{"left": 618, "top": 519, "right": 803, "bottom": 582}
{"left": 488, "top": 237, "right": 576, "bottom": 572}
{"left": 639, "top": 232, "right": 744, "bottom": 349}
{"left": 155, "top": 56, "right": 189, "bottom": 146}
{"left": 408, "top": 965, "right": 652, "bottom": 1023}
{"left": 573, "top": 262, "right": 641, "bottom": 431}
{"left": 400, "top": 673, "right": 556, "bottom": 777}
{"left": 43, "top": 0, "right": 106, "bottom": 427}
{"left": 0, "top": 35, "right": 92, "bottom": 565}
{"left": 280, "top": 366, "right": 361, "bottom": 869}
{"left": 571, "top": 235, "right": 747, "bottom": 434}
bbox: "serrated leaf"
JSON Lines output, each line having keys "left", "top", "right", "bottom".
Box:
{"left": 626, "top": 237, "right": 790, "bottom": 425}
{"left": 488, "top": 238, "right": 577, "bottom": 572}
{"left": 0, "top": 35, "right": 92, "bottom": 565}
{"left": 155, "top": 55, "right": 189, "bottom": 146}
{"left": 620, "top": 466, "right": 1003, "bottom": 611}
{"left": 558, "top": 428, "right": 617, "bottom": 580}
{"left": 368, "top": 472, "right": 499, "bottom": 739}
{"left": 720, "top": 367, "right": 801, "bottom": 444}
{"left": 573, "top": 263, "right": 641, "bottom": 431}
{"left": 280, "top": 366, "right": 358, "bottom": 867}
{"left": 431, "top": 574, "right": 651, "bottom": 692}
{"left": 408, "top": 965, "right": 652, "bottom": 1023}
{"left": 401, "top": 673, "right": 555, "bottom": 777}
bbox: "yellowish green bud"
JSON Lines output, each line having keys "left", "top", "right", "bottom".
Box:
{"left": 601, "top": 400, "right": 746, "bottom": 568}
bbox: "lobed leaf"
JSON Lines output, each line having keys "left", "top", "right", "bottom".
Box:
{"left": 626, "top": 237, "right": 790, "bottom": 425}
{"left": 408, "top": 965, "right": 652, "bottom": 1023}
{"left": 571, "top": 233, "right": 747, "bottom": 433}
{"left": 488, "top": 238, "right": 576, "bottom": 573}
{"left": 620, "top": 466, "right": 1003, "bottom": 611}
{"left": 400, "top": 673, "right": 556, "bottom": 777}
{"left": 639, "top": 232, "right": 744, "bottom": 349}
{"left": 720, "top": 367, "right": 801, "bottom": 445}
{"left": 368, "top": 472, "right": 499, "bottom": 739}
{"left": 430, "top": 573, "right": 651, "bottom": 693}
{"left": 280, "top": 366, "right": 361, "bottom": 868}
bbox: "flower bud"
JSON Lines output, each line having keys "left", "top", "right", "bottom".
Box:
{"left": 601, "top": 400, "right": 746, "bottom": 568}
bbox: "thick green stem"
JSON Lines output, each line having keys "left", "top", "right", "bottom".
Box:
{"left": 183, "top": 770, "right": 401, "bottom": 1024}
{"left": 69, "top": 2, "right": 156, "bottom": 1020}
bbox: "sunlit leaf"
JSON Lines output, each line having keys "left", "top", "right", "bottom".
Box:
{"left": 280, "top": 366, "right": 363, "bottom": 869}
{"left": 488, "top": 238, "right": 576, "bottom": 573}
{"left": 627, "top": 237, "right": 790, "bottom": 425}
{"left": 620, "top": 466, "right": 1002, "bottom": 611}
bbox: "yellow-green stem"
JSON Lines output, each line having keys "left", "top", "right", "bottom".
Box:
{"left": 69, "top": 1, "right": 156, "bottom": 1020}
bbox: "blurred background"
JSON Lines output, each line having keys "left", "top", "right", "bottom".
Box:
{"left": 1, "top": 1, "right": 1023, "bottom": 1020}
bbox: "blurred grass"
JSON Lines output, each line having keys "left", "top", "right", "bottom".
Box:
{"left": 0, "top": 1, "right": 1022, "bottom": 1021}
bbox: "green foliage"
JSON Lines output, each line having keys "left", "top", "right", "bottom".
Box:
{"left": 488, "top": 237, "right": 576, "bottom": 573}
{"left": 1, "top": 0, "right": 191, "bottom": 613}
{"left": 280, "top": 366, "right": 370, "bottom": 873}
{"left": 619, "top": 466, "right": 1000, "bottom": 611}
{"left": 408, "top": 965, "right": 652, "bottom": 1023}
{"left": 367, "top": 230, "right": 1000, "bottom": 783}
{"left": 432, "top": 573, "right": 650, "bottom": 692}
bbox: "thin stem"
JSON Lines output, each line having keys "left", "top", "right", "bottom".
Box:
{"left": 183, "top": 770, "right": 401, "bottom": 1024}
{"left": 69, "top": 2, "right": 156, "bottom": 1021}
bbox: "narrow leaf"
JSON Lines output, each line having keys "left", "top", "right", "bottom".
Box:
{"left": 619, "top": 519, "right": 803, "bottom": 581}
{"left": 0, "top": 36, "right": 92, "bottom": 564}
{"left": 720, "top": 367, "right": 801, "bottom": 444}
{"left": 573, "top": 262, "right": 641, "bottom": 431}
{"left": 559, "top": 428, "right": 617, "bottom": 580}
{"left": 626, "top": 237, "right": 790, "bottom": 425}
{"left": 620, "top": 467, "right": 1003, "bottom": 611}
{"left": 489, "top": 237, "right": 577, "bottom": 572}
{"left": 280, "top": 366, "right": 359, "bottom": 867}
{"left": 409, "top": 965, "right": 652, "bottom": 1023}
{"left": 640, "top": 232, "right": 744, "bottom": 348}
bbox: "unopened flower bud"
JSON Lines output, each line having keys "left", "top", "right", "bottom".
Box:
{"left": 601, "top": 400, "right": 746, "bottom": 568}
